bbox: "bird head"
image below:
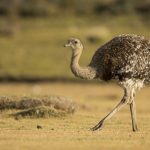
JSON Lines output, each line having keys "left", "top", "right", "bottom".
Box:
{"left": 64, "top": 38, "right": 83, "bottom": 51}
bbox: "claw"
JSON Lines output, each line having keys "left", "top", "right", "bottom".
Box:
{"left": 90, "top": 121, "right": 104, "bottom": 131}
{"left": 133, "top": 126, "right": 138, "bottom": 132}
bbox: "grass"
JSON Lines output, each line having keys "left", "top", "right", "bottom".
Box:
{"left": 13, "top": 106, "right": 68, "bottom": 118}
{"left": 0, "top": 95, "right": 76, "bottom": 113}
{"left": 0, "top": 13, "right": 149, "bottom": 150}
{"left": 0, "top": 15, "right": 149, "bottom": 79}
{"left": 0, "top": 82, "right": 150, "bottom": 150}
{"left": 0, "top": 95, "right": 76, "bottom": 119}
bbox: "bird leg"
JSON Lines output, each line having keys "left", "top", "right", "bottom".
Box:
{"left": 129, "top": 100, "right": 138, "bottom": 131}
{"left": 91, "top": 88, "right": 130, "bottom": 131}
{"left": 129, "top": 90, "right": 138, "bottom": 132}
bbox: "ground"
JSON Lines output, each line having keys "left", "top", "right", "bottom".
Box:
{"left": 0, "top": 82, "right": 149, "bottom": 150}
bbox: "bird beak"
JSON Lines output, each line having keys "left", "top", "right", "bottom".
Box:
{"left": 64, "top": 41, "right": 71, "bottom": 47}
{"left": 64, "top": 43, "right": 70, "bottom": 47}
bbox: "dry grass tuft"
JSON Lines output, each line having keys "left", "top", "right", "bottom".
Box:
{"left": 0, "top": 96, "right": 76, "bottom": 118}
{"left": 13, "top": 106, "right": 67, "bottom": 119}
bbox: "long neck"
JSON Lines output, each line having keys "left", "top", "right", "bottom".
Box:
{"left": 70, "top": 49, "right": 97, "bottom": 80}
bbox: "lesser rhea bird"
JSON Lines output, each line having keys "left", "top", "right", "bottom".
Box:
{"left": 64, "top": 34, "right": 150, "bottom": 131}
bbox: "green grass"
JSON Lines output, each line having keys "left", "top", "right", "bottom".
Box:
{"left": 0, "top": 15, "right": 149, "bottom": 79}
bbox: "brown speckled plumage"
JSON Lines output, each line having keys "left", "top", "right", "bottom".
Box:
{"left": 65, "top": 34, "right": 150, "bottom": 132}
{"left": 90, "top": 34, "right": 150, "bottom": 83}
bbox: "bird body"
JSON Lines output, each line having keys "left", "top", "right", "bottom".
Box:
{"left": 89, "top": 34, "right": 150, "bottom": 84}
{"left": 65, "top": 34, "right": 150, "bottom": 131}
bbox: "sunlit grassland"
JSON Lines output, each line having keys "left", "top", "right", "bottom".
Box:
{"left": 0, "top": 15, "right": 149, "bottom": 79}
{"left": 0, "top": 83, "right": 150, "bottom": 150}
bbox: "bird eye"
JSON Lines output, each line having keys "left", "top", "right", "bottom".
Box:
{"left": 74, "top": 41, "right": 78, "bottom": 44}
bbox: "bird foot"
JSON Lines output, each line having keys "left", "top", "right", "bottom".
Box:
{"left": 90, "top": 121, "right": 104, "bottom": 131}
{"left": 133, "top": 126, "right": 138, "bottom": 132}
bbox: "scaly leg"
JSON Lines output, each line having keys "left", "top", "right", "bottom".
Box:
{"left": 129, "top": 88, "right": 138, "bottom": 132}
{"left": 91, "top": 88, "right": 130, "bottom": 131}
{"left": 130, "top": 100, "right": 138, "bottom": 131}
{"left": 129, "top": 89, "right": 138, "bottom": 131}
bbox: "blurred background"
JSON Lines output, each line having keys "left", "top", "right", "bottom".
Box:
{"left": 0, "top": 0, "right": 149, "bottom": 82}
{"left": 0, "top": 1, "right": 150, "bottom": 149}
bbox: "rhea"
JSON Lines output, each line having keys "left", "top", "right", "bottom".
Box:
{"left": 64, "top": 34, "right": 150, "bottom": 131}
